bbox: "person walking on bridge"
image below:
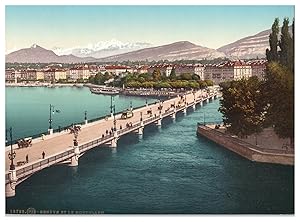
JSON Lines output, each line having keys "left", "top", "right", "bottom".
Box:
{"left": 42, "top": 151, "right": 45, "bottom": 159}
{"left": 25, "top": 154, "right": 29, "bottom": 163}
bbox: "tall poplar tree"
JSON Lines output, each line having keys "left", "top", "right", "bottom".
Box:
{"left": 266, "top": 18, "right": 280, "bottom": 62}
{"left": 279, "top": 18, "right": 293, "bottom": 72}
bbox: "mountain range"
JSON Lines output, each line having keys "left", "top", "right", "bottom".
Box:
{"left": 52, "top": 39, "right": 153, "bottom": 58}
{"left": 6, "top": 26, "right": 284, "bottom": 63}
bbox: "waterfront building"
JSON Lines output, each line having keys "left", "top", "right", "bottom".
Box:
{"left": 5, "top": 69, "right": 15, "bottom": 82}
{"left": 246, "top": 60, "right": 267, "bottom": 80}
{"left": 89, "top": 65, "right": 99, "bottom": 76}
{"left": 194, "top": 64, "right": 205, "bottom": 80}
{"left": 148, "top": 65, "right": 173, "bottom": 77}
{"left": 136, "top": 65, "right": 149, "bottom": 74}
{"left": 173, "top": 64, "right": 205, "bottom": 80}
{"left": 54, "top": 69, "right": 67, "bottom": 80}
{"left": 204, "top": 64, "right": 222, "bottom": 83}
{"left": 105, "top": 65, "right": 132, "bottom": 76}
{"left": 14, "top": 71, "right": 22, "bottom": 82}
{"left": 44, "top": 69, "right": 56, "bottom": 82}
{"left": 36, "top": 70, "right": 45, "bottom": 81}
{"left": 67, "top": 68, "right": 80, "bottom": 81}
{"left": 204, "top": 60, "right": 252, "bottom": 85}
{"left": 26, "top": 69, "right": 37, "bottom": 81}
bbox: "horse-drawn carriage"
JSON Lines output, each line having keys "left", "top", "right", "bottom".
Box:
{"left": 121, "top": 110, "right": 133, "bottom": 119}
{"left": 17, "top": 137, "right": 32, "bottom": 148}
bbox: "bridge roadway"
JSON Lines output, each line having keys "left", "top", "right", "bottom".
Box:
{"left": 5, "top": 89, "right": 219, "bottom": 197}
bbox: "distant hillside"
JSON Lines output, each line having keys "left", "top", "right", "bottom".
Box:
{"left": 98, "top": 41, "right": 226, "bottom": 62}
{"left": 5, "top": 44, "right": 93, "bottom": 63}
{"left": 218, "top": 26, "right": 292, "bottom": 59}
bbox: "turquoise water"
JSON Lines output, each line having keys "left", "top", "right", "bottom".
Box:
{"left": 5, "top": 87, "right": 294, "bottom": 214}
{"left": 5, "top": 87, "right": 156, "bottom": 140}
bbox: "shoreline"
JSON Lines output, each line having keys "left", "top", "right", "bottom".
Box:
{"left": 5, "top": 82, "right": 87, "bottom": 87}
{"left": 197, "top": 124, "right": 294, "bottom": 166}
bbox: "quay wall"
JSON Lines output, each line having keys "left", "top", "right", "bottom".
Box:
{"left": 197, "top": 125, "right": 294, "bottom": 166}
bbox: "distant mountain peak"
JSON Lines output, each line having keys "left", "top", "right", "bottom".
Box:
{"left": 52, "top": 39, "right": 153, "bottom": 58}
{"left": 31, "top": 44, "right": 38, "bottom": 48}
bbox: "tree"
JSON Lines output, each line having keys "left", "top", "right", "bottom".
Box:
{"left": 291, "top": 19, "right": 294, "bottom": 73}
{"left": 279, "top": 18, "right": 293, "bottom": 72}
{"left": 219, "top": 77, "right": 265, "bottom": 138}
{"left": 204, "top": 79, "right": 214, "bottom": 86}
{"left": 192, "top": 74, "right": 200, "bottom": 80}
{"left": 180, "top": 73, "right": 192, "bottom": 80}
{"left": 170, "top": 68, "right": 176, "bottom": 80}
{"left": 198, "top": 81, "right": 207, "bottom": 89}
{"left": 152, "top": 69, "right": 161, "bottom": 81}
{"left": 266, "top": 18, "right": 280, "bottom": 62}
{"left": 141, "top": 81, "right": 155, "bottom": 88}
{"left": 262, "top": 62, "right": 294, "bottom": 145}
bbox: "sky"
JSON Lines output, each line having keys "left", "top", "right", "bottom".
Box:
{"left": 5, "top": 5, "right": 294, "bottom": 53}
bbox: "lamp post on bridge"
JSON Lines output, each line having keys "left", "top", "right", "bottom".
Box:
{"left": 6, "top": 127, "right": 16, "bottom": 170}
{"left": 110, "top": 95, "right": 115, "bottom": 118}
{"left": 84, "top": 110, "right": 88, "bottom": 125}
{"left": 140, "top": 111, "right": 143, "bottom": 122}
{"left": 6, "top": 127, "right": 17, "bottom": 197}
{"left": 48, "top": 104, "right": 55, "bottom": 133}
{"left": 48, "top": 104, "right": 60, "bottom": 135}
{"left": 130, "top": 101, "right": 133, "bottom": 111}
{"left": 113, "top": 105, "right": 116, "bottom": 131}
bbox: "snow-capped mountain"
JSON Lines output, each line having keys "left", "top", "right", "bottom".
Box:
{"left": 52, "top": 39, "right": 152, "bottom": 58}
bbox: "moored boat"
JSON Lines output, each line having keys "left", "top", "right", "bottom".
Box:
{"left": 90, "top": 87, "right": 119, "bottom": 95}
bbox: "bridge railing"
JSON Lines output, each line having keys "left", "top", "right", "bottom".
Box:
{"left": 79, "top": 134, "right": 112, "bottom": 152}
{"left": 144, "top": 116, "right": 158, "bottom": 124}
{"left": 12, "top": 149, "right": 74, "bottom": 180}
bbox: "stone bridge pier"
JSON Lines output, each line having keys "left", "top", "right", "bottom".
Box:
{"left": 5, "top": 169, "right": 17, "bottom": 197}
{"left": 110, "top": 131, "right": 119, "bottom": 148}
{"left": 68, "top": 145, "right": 80, "bottom": 167}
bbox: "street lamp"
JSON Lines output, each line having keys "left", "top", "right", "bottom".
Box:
{"left": 110, "top": 95, "right": 114, "bottom": 116}
{"left": 130, "top": 101, "right": 132, "bottom": 110}
{"left": 113, "top": 105, "right": 116, "bottom": 131}
{"left": 6, "top": 127, "right": 16, "bottom": 170}
{"left": 84, "top": 110, "right": 87, "bottom": 121}
{"left": 140, "top": 112, "right": 143, "bottom": 121}
{"left": 145, "top": 99, "right": 148, "bottom": 106}
{"left": 49, "top": 104, "right": 55, "bottom": 130}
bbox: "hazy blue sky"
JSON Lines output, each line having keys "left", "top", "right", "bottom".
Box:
{"left": 5, "top": 5, "right": 294, "bottom": 52}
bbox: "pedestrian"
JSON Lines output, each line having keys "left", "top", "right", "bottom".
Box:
{"left": 26, "top": 154, "right": 29, "bottom": 163}
{"left": 42, "top": 151, "right": 45, "bottom": 159}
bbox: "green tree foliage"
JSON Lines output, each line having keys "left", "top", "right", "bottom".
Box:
{"left": 262, "top": 17, "right": 294, "bottom": 145}
{"left": 204, "top": 79, "right": 214, "bottom": 86}
{"left": 152, "top": 69, "right": 161, "bottom": 81}
{"left": 262, "top": 62, "right": 294, "bottom": 145}
{"left": 192, "top": 74, "right": 200, "bottom": 80}
{"left": 266, "top": 18, "right": 280, "bottom": 62}
{"left": 180, "top": 73, "right": 193, "bottom": 80}
{"left": 219, "top": 77, "right": 265, "bottom": 137}
{"left": 154, "top": 81, "right": 171, "bottom": 89}
{"left": 198, "top": 80, "right": 207, "bottom": 89}
{"left": 279, "top": 18, "right": 293, "bottom": 72}
{"left": 141, "top": 81, "right": 155, "bottom": 88}
{"left": 170, "top": 68, "right": 176, "bottom": 80}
